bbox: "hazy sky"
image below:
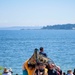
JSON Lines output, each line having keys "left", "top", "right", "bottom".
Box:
{"left": 0, "top": 0, "right": 75, "bottom": 27}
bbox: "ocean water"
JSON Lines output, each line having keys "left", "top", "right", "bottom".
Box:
{"left": 0, "top": 30, "right": 75, "bottom": 74}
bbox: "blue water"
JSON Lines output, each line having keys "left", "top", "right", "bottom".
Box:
{"left": 0, "top": 30, "right": 75, "bottom": 74}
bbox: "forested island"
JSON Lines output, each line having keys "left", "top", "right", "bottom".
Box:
{"left": 42, "top": 24, "right": 75, "bottom": 30}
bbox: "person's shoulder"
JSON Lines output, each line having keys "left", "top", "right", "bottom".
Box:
{"left": 39, "top": 52, "right": 47, "bottom": 56}
{"left": 43, "top": 53, "right": 47, "bottom": 57}
{"left": 39, "top": 52, "right": 42, "bottom": 54}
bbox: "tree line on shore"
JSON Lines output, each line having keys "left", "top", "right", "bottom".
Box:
{"left": 42, "top": 24, "right": 75, "bottom": 30}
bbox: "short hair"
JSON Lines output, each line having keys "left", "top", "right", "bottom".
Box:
{"left": 67, "top": 70, "right": 72, "bottom": 74}
{"left": 40, "top": 47, "right": 43, "bottom": 51}
{"left": 16, "top": 74, "right": 18, "bottom": 75}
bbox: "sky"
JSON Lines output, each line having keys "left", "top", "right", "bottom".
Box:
{"left": 0, "top": 0, "right": 75, "bottom": 27}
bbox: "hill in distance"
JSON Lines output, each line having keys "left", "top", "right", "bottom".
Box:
{"left": 0, "top": 24, "right": 75, "bottom": 30}
{"left": 42, "top": 24, "right": 75, "bottom": 30}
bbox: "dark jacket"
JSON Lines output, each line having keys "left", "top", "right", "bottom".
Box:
{"left": 39, "top": 52, "right": 47, "bottom": 57}
{"left": 48, "top": 69, "right": 58, "bottom": 75}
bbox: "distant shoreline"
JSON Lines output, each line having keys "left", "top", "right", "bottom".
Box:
{"left": 0, "top": 24, "right": 75, "bottom": 30}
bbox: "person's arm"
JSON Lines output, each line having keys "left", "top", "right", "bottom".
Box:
{"left": 33, "top": 69, "right": 37, "bottom": 75}
{"left": 23, "top": 60, "right": 29, "bottom": 70}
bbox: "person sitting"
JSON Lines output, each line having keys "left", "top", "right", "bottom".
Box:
{"left": 33, "top": 62, "right": 48, "bottom": 75}
{"left": 39, "top": 47, "right": 47, "bottom": 57}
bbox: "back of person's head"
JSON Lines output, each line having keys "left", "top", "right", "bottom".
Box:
{"left": 35, "top": 48, "right": 38, "bottom": 51}
{"left": 63, "top": 72, "right": 66, "bottom": 75}
{"left": 67, "top": 70, "right": 73, "bottom": 74}
{"left": 34, "top": 48, "right": 38, "bottom": 53}
{"left": 16, "top": 74, "right": 18, "bottom": 75}
{"left": 40, "top": 47, "right": 44, "bottom": 52}
{"left": 3, "top": 67, "right": 8, "bottom": 73}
